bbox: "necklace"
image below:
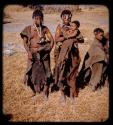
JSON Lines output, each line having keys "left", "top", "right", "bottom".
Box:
{"left": 33, "top": 24, "right": 42, "bottom": 37}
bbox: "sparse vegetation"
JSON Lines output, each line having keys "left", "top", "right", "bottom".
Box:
{"left": 3, "top": 5, "right": 109, "bottom": 122}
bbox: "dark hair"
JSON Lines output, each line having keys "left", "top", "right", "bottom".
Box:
{"left": 60, "top": 10, "right": 72, "bottom": 18}
{"left": 93, "top": 28, "right": 104, "bottom": 35}
{"left": 32, "top": 9, "right": 43, "bottom": 21}
{"left": 72, "top": 20, "right": 80, "bottom": 28}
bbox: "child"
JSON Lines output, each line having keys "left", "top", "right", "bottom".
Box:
{"left": 63, "top": 20, "right": 84, "bottom": 43}
{"left": 20, "top": 9, "right": 54, "bottom": 100}
{"left": 77, "top": 28, "right": 108, "bottom": 91}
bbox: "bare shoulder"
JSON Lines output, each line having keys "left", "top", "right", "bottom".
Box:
{"left": 55, "top": 24, "right": 62, "bottom": 33}
{"left": 23, "top": 25, "right": 32, "bottom": 30}
{"left": 20, "top": 25, "right": 32, "bottom": 39}
{"left": 42, "top": 25, "right": 50, "bottom": 33}
{"left": 57, "top": 24, "right": 62, "bottom": 29}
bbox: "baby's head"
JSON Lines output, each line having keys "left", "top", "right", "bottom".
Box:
{"left": 70, "top": 20, "right": 80, "bottom": 30}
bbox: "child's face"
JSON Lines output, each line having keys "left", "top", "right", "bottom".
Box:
{"left": 70, "top": 22, "right": 78, "bottom": 30}
{"left": 62, "top": 14, "right": 71, "bottom": 25}
{"left": 95, "top": 32, "right": 104, "bottom": 41}
{"left": 33, "top": 16, "right": 42, "bottom": 26}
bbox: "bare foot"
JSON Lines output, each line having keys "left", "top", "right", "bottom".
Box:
{"left": 70, "top": 96, "right": 75, "bottom": 105}
{"left": 59, "top": 95, "right": 66, "bottom": 104}
{"left": 42, "top": 92, "right": 48, "bottom": 101}
{"left": 35, "top": 92, "right": 40, "bottom": 96}
{"left": 44, "top": 94, "right": 48, "bottom": 101}
{"left": 74, "top": 92, "right": 78, "bottom": 97}
{"left": 30, "top": 92, "right": 36, "bottom": 97}
{"left": 31, "top": 92, "right": 40, "bottom": 100}
{"left": 43, "top": 85, "right": 49, "bottom": 101}
{"left": 91, "top": 85, "right": 96, "bottom": 92}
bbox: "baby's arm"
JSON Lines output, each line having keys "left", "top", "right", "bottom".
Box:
{"left": 66, "top": 30, "right": 78, "bottom": 38}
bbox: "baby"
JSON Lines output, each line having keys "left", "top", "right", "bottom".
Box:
{"left": 63, "top": 20, "right": 83, "bottom": 42}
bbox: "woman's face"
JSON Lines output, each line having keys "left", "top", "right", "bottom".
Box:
{"left": 62, "top": 14, "right": 71, "bottom": 25}
{"left": 33, "top": 16, "right": 42, "bottom": 26}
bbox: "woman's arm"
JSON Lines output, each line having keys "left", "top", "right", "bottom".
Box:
{"left": 45, "top": 27, "right": 54, "bottom": 50}
{"left": 23, "top": 37, "right": 32, "bottom": 59}
{"left": 55, "top": 24, "right": 65, "bottom": 43}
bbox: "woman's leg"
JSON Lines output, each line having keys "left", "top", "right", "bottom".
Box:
{"left": 43, "top": 85, "right": 49, "bottom": 100}
{"left": 60, "top": 88, "right": 66, "bottom": 103}
{"left": 69, "top": 56, "right": 79, "bottom": 99}
{"left": 43, "top": 57, "right": 51, "bottom": 100}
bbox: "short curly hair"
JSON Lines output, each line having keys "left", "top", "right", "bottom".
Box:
{"left": 60, "top": 9, "right": 72, "bottom": 18}
{"left": 32, "top": 9, "right": 43, "bottom": 21}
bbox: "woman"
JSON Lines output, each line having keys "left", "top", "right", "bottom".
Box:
{"left": 20, "top": 9, "right": 54, "bottom": 100}
{"left": 55, "top": 10, "right": 84, "bottom": 103}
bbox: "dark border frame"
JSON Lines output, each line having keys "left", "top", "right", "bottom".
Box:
{"left": 1, "top": 0, "right": 112, "bottom": 125}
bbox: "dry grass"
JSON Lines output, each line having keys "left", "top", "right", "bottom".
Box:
{"left": 3, "top": 5, "right": 31, "bottom": 15}
{"left": 3, "top": 5, "right": 109, "bottom": 122}
{"left": 3, "top": 51, "right": 109, "bottom": 122}
{"left": 3, "top": 53, "right": 109, "bottom": 122}
{"left": 2, "top": 41, "right": 109, "bottom": 122}
{"left": 3, "top": 32, "right": 21, "bottom": 44}
{"left": 3, "top": 5, "right": 31, "bottom": 23}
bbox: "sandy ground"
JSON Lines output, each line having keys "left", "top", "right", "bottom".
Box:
{"left": 3, "top": 5, "right": 109, "bottom": 122}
